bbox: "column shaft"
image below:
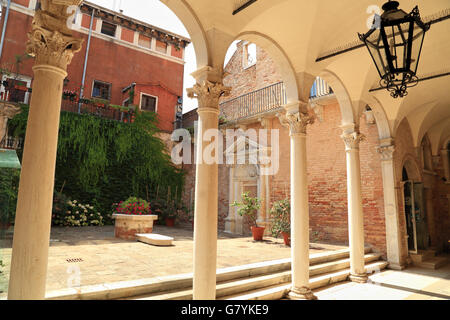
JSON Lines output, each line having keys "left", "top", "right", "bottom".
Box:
{"left": 192, "top": 107, "right": 219, "bottom": 300}
{"left": 342, "top": 131, "right": 367, "bottom": 283}
{"left": 278, "top": 108, "right": 316, "bottom": 300}
{"left": 290, "top": 133, "right": 310, "bottom": 291}
{"left": 7, "top": 0, "right": 84, "bottom": 300}
{"left": 188, "top": 80, "right": 231, "bottom": 300}
{"left": 8, "top": 66, "right": 67, "bottom": 299}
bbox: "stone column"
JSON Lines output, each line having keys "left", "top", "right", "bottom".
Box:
{"left": 341, "top": 127, "right": 368, "bottom": 283}
{"left": 187, "top": 80, "right": 231, "bottom": 300}
{"left": 441, "top": 149, "right": 450, "bottom": 183}
{"left": 0, "top": 103, "right": 21, "bottom": 145}
{"left": 8, "top": 0, "right": 83, "bottom": 300}
{"left": 278, "top": 104, "right": 316, "bottom": 300}
{"left": 377, "top": 141, "right": 404, "bottom": 270}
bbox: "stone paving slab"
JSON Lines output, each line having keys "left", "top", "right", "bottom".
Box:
{"left": 0, "top": 225, "right": 345, "bottom": 297}
{"left": 314, "top": 257, "right": 450, "bottom": 300}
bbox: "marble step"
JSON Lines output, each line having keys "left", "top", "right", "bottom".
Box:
{"left": 410, "top": 250, "right": 436, "bottom": 263}
{"left": 413, "top": 256, "right": 449, "bottom": 270}
{"left": 221, "top": 261, "right": 389, "bottom": 301}
{"left": 130, "top": 253, "right": 382, "bottom": 300}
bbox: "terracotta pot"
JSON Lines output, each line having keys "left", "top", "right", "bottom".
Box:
{"left": 281, "top": 232, "right": 291, "bottom": 246}
{"left": 251, "top": 226, "right": 265, "bottom": 241}
{"left": 165, "top": 217, "right": 175, "bottom": 227}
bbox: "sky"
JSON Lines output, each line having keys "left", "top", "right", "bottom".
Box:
{"left": 89, "top": 0, "right": 237, "bottom": 114}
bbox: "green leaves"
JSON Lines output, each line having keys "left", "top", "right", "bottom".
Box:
{"left": 231, "top": 192, "right": 261, "bottom": 227}
{"left": 269, "top": 198, "right": 290, "bottom": 238}
{"left": 8, "top": 105, "right": 185, "bottom": 219}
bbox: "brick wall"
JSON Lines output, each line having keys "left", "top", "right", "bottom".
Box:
{"left": 0, "top": 7, "right": 186, "bottom": 133}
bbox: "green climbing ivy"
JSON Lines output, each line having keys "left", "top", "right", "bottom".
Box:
{"left": 8, "top": 106, "right": 184, "bottom": 219}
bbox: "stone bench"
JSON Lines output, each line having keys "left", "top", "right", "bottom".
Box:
{"left": 136, "top": 233, "right": 174, "bottom": 246}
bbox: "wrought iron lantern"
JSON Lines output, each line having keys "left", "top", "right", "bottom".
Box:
{"left": 359, "top": 1, "right": 430, "bottom": 98}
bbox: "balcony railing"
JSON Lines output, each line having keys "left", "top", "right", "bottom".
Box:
{"left": 219, "top": 82, "right": 287, "bottom": 122}
{"left": 0, "top": 136, "right": 23, "bottom": 150}
{"left": 60, "top": 99, "right": 134, "bottom": 123}
{"left": 219, "top": 78, "right": 334, "bottom": 123}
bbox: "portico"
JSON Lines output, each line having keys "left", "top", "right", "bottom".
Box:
{"left": 5, "top": 0, "right": 450, "bottom": 300}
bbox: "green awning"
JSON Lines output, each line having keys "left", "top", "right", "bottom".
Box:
{"left": 0, "top": 149, "right": 21, "bottom": 169}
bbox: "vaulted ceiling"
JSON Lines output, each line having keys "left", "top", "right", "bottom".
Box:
{"left": 161, "top": 0, "right": 450, "bottom": 152}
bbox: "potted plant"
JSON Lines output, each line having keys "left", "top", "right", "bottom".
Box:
{"left": 270, "top": 198, "right": 291, "bottom": 246}
{"left": 112, "top": 197, "right": 157, "bottom": 240}
{"left": 163, "top": 198, "right": 180, "bottom": 227}
{"left": 232, "top": 192, "right": 263, "bottom": 241}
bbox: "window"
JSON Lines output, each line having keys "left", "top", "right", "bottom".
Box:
{"left": 243, "top": 43, "right": 257, "bottom": 68}
{"left": 92, "top": 80, "right": 111, "bottom": 100}
{"left": 138, "top": 35, "right": 151, "bottom": 49}
{"left": 101, "top": 21, "right": 117, "bottom": 37}
{"left": 155, "top": 40, "right": 167, "bottom": 54}
{"left": 140, "top": 94, "right": 157, "bottom": 112}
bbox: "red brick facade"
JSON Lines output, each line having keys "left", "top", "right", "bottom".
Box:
{"left": 0, "top": 2, "right": 189, "bottom": 133}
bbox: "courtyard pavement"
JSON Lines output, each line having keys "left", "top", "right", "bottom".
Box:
{"left": 314, "top": 259, "right": 450, "bottom": 300}
{"left": 1, "top": 225, "right": 448, "bottom": 300}
{"left": 0, "top": 224, "right": 342, "bottom": 298}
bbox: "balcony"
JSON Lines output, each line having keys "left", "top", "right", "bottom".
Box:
{"left": 60, "top": 99, "right": 135, "bottom": 123}
{"left": 219, "top": 82, "right": 287, "bottom": 122}
{"left": 219, "top": 78, "right": 333, "bottom": 123}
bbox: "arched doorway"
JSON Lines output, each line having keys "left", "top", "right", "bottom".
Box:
{"left": 402, "top": 160, "right": 429, "bottom": 254}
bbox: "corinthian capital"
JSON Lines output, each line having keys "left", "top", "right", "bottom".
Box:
{"left": 377, "top": 144, "right": 395, "bottom": 161}
{"left": 187, "top": 81, "right": 231, "bottom": 110}
{"left": 341, "top": 131, "right": 365, "bottom": 150}
{"left": 278, "top": 110, "right": 315, "bottom": 136}
{"left": 27, "top": 0, "right": 83, "bottom": 70}
{"left": 0, "top": 102, "right": 22, "bottom": 119}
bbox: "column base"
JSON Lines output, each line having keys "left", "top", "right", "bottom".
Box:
{"left": 288, "top": 286, "right": 317, "bottom": 300}
{"left": 387, "top": 262, "right": 406, "bottom": 271}
{"left": 349, "top": 273, "right": 369, "bottom": 283}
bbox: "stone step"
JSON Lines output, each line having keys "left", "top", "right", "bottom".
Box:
{"left": 413, "top": 256, "right": 449, "bottom": 270}
{"left": 221, "top": 261, "right": 389, "bottom": 301}
{"left": 129, "top": 253, "right": 382, "bottom": 300}
{"left": 410, "top": 249, "right": 436, "bottom": 263}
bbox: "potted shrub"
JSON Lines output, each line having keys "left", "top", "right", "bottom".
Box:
{"left": 112, "top": 197, "right": 157, "bottom": 240}
{"left": 232, "top": 192, "right": 263, "bottom": 241}
{"left": 270, "top": 198, "right": 291, "bottom": 246}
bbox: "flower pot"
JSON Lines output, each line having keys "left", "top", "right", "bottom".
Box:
{"left": 112, "top": 214, "right": 158, "bottom": 240}
{"left": 281, "top": 232, "right": 291, "bottom": 246}
{"left": 165, "top": 217, "right": 175, "bottom": 227}
{"left": 251, "top": 226, "right": 265, "bottom": 241}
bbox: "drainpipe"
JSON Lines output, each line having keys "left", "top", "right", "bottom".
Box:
{"left": 0, "top": 0, "right": 11, "bottom": 61}
{"left": 78, "top": 8, "right": 95, "bottom": 113}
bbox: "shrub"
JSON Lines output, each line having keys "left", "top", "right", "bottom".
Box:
{"left": 115, "top": 197, "right": 152, "bottom": 215}
{"left": 270, "top": 198, "right": 290, "bottom": 238}
{"left": 231, "top": 192, "right": 261, "bottom": 227}
{"left": 52, "top": 194, "right": 104, "bottom": 227}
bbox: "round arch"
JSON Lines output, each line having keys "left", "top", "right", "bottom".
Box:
{"left": 223, "top": 31, "right": 299, "bottom": 104}
{"left": 401, "top": 154, "right": 422, "bottom": 182}
{"left": 365, "top": 96, "right": 393, "bottom": 141}
{"left": 160, "top": 0, "right": 209, "bottom": 68}
{"left": 318, "top": 69, "right": 355, "bottom": 126}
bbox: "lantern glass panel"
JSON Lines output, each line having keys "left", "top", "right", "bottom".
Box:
{"left": 410, "top": 27, "right": 426, "bottom": 74}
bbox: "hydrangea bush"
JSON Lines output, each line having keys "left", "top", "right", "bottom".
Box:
{"left": 52, "top": 198, "right": 104, "bottom": 227}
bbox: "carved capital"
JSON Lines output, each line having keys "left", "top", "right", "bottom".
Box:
{"left": 187, "top": 80, "right": 231, "bottom": 111}
{"left": 377, "top": 144, "right": 395, "bottom": 161}
{"left": 0, "top": 103, "right": 22, "bottom": 119}
{"left": 278, "top": 111, "right": 314, "bottom": 136}
{"left": 27, "top": 0, "right": 83, "bottom": 70}
{"left": 341, "top": 131, "right": 365, "bottom": 150}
